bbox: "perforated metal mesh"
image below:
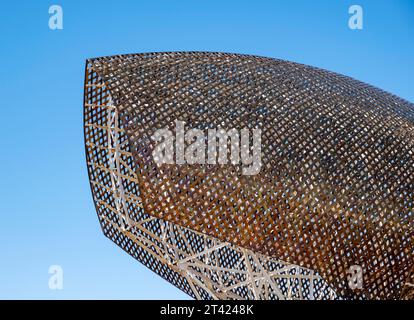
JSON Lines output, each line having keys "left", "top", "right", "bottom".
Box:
{"left": 84, "top": 52, "right": 414, "bottom": 300}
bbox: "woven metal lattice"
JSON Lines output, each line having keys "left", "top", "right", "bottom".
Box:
{"left": 84, "top": 52, "right": 414, "bottom": 300}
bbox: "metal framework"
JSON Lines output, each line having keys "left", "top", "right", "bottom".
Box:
{"left": 84, "top": 52, "right": 414, "bottom": 299}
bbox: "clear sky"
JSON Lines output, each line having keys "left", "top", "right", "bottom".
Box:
{"left": 0, "top": 0, "right": 413, "bottom": 299}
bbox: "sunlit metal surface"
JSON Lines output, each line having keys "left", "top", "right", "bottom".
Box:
{"left": 84, "top": 52, "right": 414, "bottom": 299}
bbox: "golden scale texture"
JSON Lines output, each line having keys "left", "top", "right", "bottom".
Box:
{"left": 84, "top": 52, "right": 414, "bottom": 299}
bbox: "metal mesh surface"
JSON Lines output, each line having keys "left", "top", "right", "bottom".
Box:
{"left": 84, "top": 52, "right": 414, "bottom": 299}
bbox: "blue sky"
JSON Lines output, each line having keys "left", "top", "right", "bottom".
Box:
{"left": 0, "top": 0, "right": 413, "bottom": 299}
